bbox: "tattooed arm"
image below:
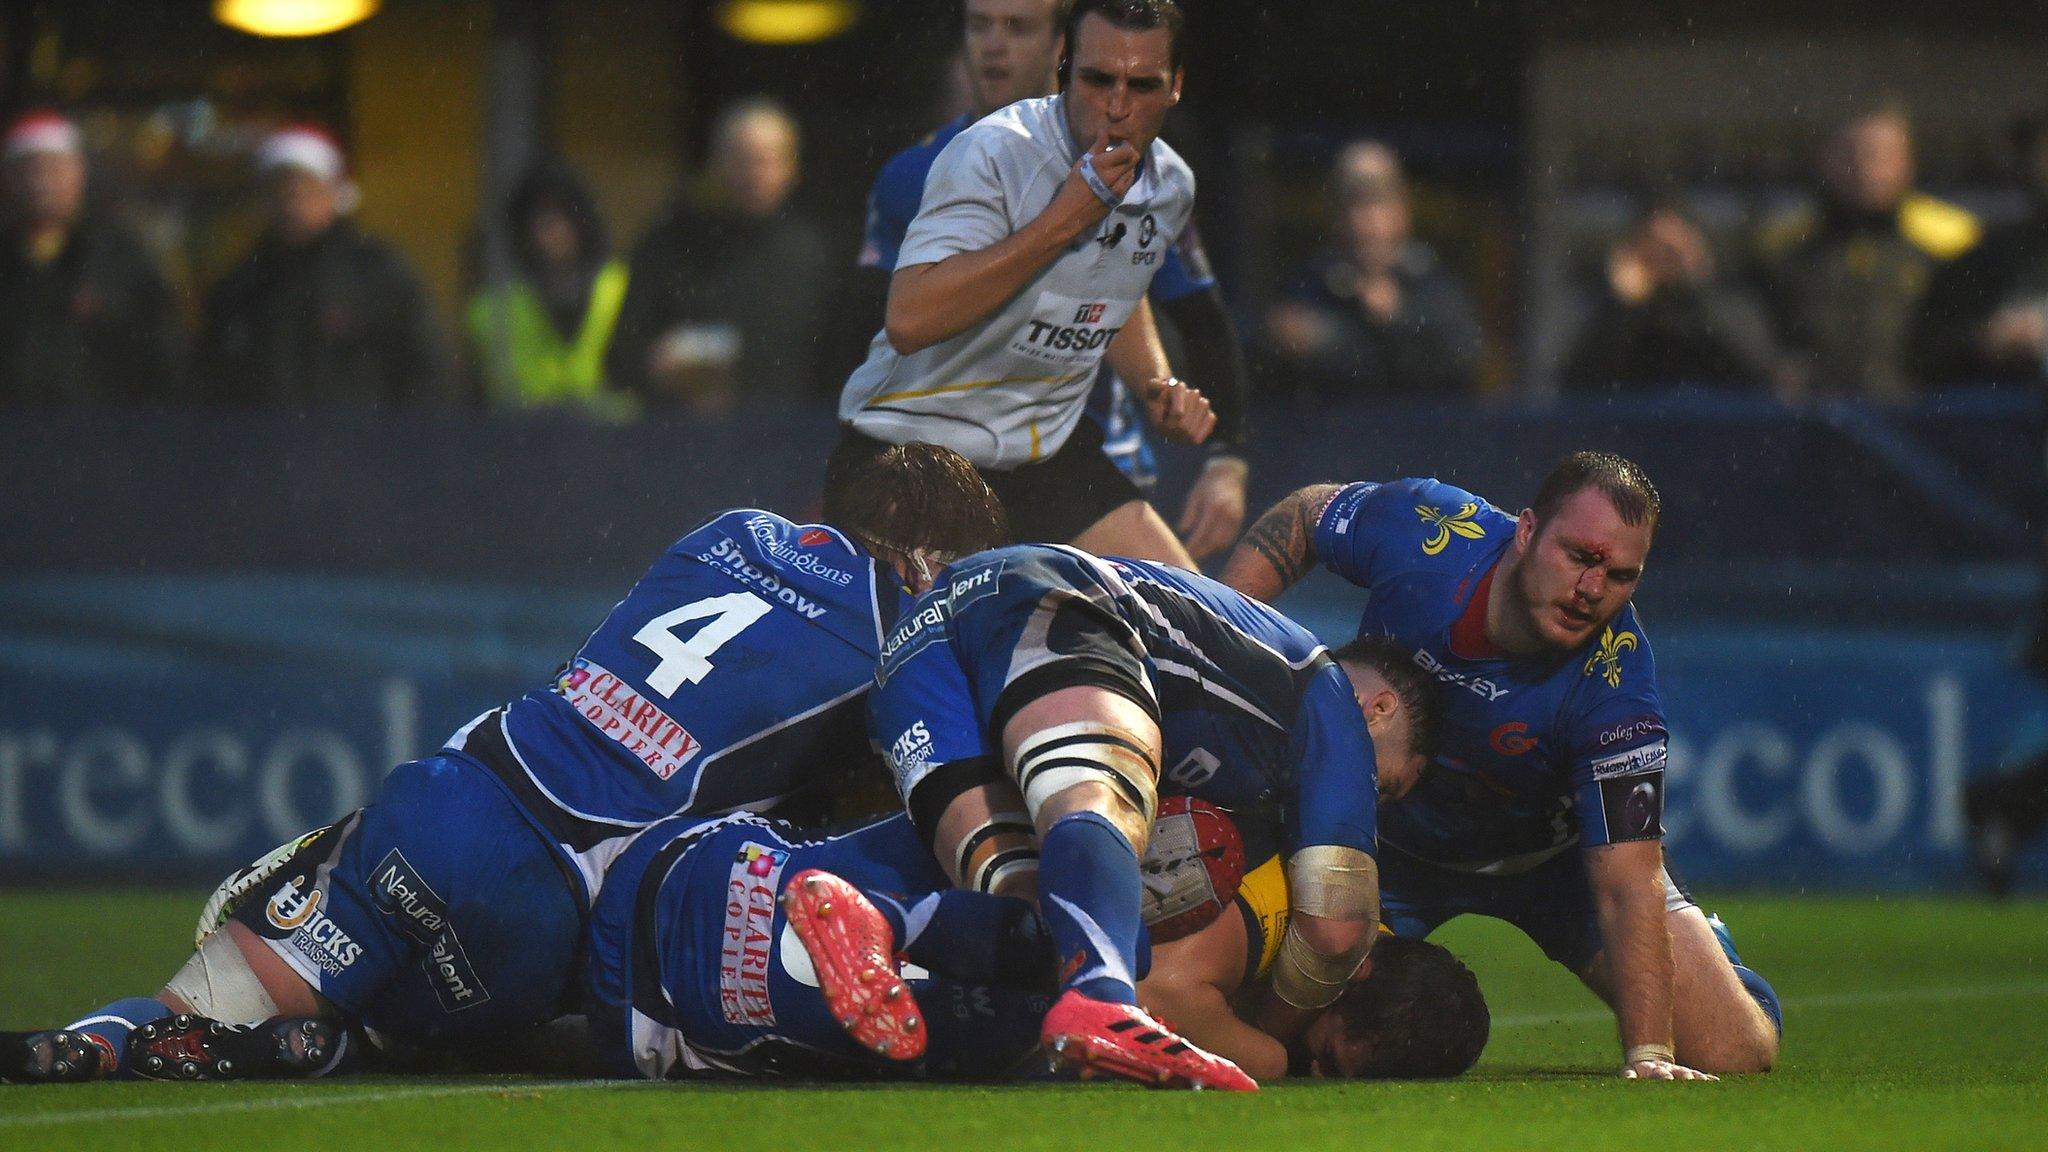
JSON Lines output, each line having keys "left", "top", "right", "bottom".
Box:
{"left": 1219, "top": 484, "right": 1345, "bottom": 603}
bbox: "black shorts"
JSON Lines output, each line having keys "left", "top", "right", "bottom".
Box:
{"left": 828, "top": 421, "right": 1143, "bottom": 545}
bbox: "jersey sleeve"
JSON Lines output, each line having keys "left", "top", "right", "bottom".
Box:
{"left": 1564, "top": 621, "right": 1669, "bottom": 848}
{"left": 1311, "top": 481, "right": 1389, "bottom": 586}
{"left": 1282, "top": 665, "right": 1380, "bottom": 858}
{"left": 857, "top": 152, "right": 925, "bottom": 272}
{"left": 895, "top": 131, "right": 1015, "bottom": 271}
{"left": 1147, "top": 219, "right": 1217, "bottom": 302}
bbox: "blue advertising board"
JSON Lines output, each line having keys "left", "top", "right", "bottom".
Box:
{"left": 3, "top": 611, "right": 2044, "bottom": 889}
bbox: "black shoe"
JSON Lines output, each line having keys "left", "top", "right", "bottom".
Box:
{"left": 0, "top": 1029, "right": 114, "bottom": 1083}
{"left": 128, "top": 1014, "right": 338, "bottom": 1082}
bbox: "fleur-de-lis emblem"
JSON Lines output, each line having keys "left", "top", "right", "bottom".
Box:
{"left": 1584, "top": 626, "right": 1638, "bottom": 687}
{"left": 1415, "top": 502, "right": 1487, "bottom": 556}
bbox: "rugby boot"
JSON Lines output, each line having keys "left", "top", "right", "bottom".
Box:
{"left": 128, "top": 1014, "right": 339, "bottom": 1081}
{"left": 779, "top": 869, "right": 926, "bottom": 1062}
{"left": 1040, "top": 989, "right": 1257, "bottom": 1091}
{"left": 0, "top": 1029, "right": 113, "bottom": 1083}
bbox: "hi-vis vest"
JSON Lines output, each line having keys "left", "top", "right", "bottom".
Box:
{"left": 467, "top": 260, "right": 631, "bottom": 413}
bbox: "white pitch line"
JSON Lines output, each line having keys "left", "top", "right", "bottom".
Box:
{"left": 1490, "top": 979, "right": 2048, "bottom": 1029}
{"left": 0, "top": 1077, "right": 659, "bottom": 1129}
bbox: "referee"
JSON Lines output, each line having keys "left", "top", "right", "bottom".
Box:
{"left": 832, "top": 0, "right": 1224, "bottom": 565}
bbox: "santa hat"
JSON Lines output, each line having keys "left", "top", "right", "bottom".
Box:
{"left": 4, "top": 110, "right": 82, "bottom": 161}
{"left": 256, "top": 124, "right": 348, "bottom": 182}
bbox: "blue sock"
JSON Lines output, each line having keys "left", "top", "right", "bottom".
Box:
{"left": 1735, "top": 964, "right": 1784, "bottom": 1037}
{"left": 882, "top": 889, "right": 1053, "bottom": 987}
{"left": 1707, "top": 913, "right": 1782, "bottom": 1037}
{"left": 1036, "top": 811, "right": 1143, "bottom": 1006}
{"left": 66, "top": 997, "right": 172, "bottom": 1079}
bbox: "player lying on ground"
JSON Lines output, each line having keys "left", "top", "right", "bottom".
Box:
{"left": 0, "top": 443, "right": 1010, "bottom": 1084}
{"left": 1221, "top": 451, "right": 1781, "bottom": 1079}
{"left": 581, "top": 802, "right": 1487, "bottom": 1084}
{"left": 868, "top": 542, "right": 1438, "bottom": 1089}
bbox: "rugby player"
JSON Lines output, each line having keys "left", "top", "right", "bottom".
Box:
{"left": 1220, "top": 452, "right": 1783, "bottom": 1079}
{"left": 833, "top": 0, "right": 1229, "bottom": 564}
{"left": 581, "top": 801, "right": 1487, "bottom": 1084}
{"left": 855, "top": 0, "right": 1251, "bottom": 562}
{"left": 0, "top": 444, "right": 1008, "bottom": 1084}
{"left": 867, "top": 543, "right": 1436, "bottom": 1088}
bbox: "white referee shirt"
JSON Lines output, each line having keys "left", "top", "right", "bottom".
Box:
{"left": 839, "top": 94, "right": 1196, "bottom": 471}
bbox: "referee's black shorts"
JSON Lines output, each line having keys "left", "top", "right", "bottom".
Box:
{"left": 828, "top": 420, "right": 1143, "bottom": 545}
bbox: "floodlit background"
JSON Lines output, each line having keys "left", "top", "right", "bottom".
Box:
{"left": 0, "top": 0, "right": 2043, "bottom": 898}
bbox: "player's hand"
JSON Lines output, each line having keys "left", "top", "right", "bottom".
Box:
{"left": 1177, "top": 455, "right": 1247, "bottom": 562}
{"left": 1049, "top": 130, "right": 1140, "bottom": 239}
{"left": 1620, "top": 1058, "right": 1718, "bottom": 1081}
{"left": 1144, "top": 375, "right": 1215, "bottom": 446}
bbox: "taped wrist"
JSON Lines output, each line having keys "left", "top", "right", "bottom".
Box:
{"left": 1625, "top": 1043, "right": 1676, "bottom": 1066}
{"left": 1012, "top": 720, "right": 1158, "bottom": 826}
{"left": 951, "top": 808, "right": 1040, "bottom": 896}
{"left": 1272, "top": 922, "right": 1369, "bottom": 1010}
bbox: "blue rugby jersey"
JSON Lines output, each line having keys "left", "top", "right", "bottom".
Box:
{"left": 873, "top": 545, "right": 1379, "bottom": 862}
{"left": 458, "top": 510, "right": 904, "bottom": 903}
{"left": 1313, "top": 479, "right": 1669, "bottom": 873}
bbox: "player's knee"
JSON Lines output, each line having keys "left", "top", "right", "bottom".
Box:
{"left": 1012, "top": 720, "right": 1159, "bottom": 852}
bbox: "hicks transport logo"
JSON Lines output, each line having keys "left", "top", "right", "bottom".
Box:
{"left": 264, "top": 876, "right": 362, "bottom": 977}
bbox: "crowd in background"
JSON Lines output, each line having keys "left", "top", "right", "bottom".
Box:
{"left": 3, "top": 95, "right": 2047, "bottom": 416}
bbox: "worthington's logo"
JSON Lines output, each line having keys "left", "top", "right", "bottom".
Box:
{"left": 1416, "top": 503, "right": 1486, "bottom": 555}
{"left": 1584, "top": 626, "right": 1638, "bottom": 687}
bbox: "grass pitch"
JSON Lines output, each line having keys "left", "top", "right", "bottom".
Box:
{"left": 1, "top": 889, "right": 2042, "bottom": 1151}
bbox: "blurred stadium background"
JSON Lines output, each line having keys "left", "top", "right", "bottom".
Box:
{"left": 1, "top": 0, "right": 2041, "bottom": 891}
{"left": 0, "top": 0, "right": 2039, "bottom": 1131}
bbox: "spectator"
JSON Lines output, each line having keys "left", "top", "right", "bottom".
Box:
{"left": 196, "top": 125, "right": 451, "bottom": 410}
{"left": 0, "top": 110, "right": 184, "bottom": 407}
{"left": 1914, "top": 114, "right": 2048, "bottom": 386}
{"left": 1264, "top": 141, "right": 1483, "bottom": 397}
{"left": 1560, "top": 201, "right": 1780, "bottom": 391}
{"left": 608, "top": 98, "right": 831, "bottom": 413}
{"left": 1757, "top": 102, "right": 1978, "bottom": 402}
{"left": 465, "top": 160, "right": 633, "bottom": 417}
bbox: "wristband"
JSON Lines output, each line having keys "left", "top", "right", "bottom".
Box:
{"left": 1077, "top": 152, "right": 1123, "bottom": 207}
{"left": 1625, "top": 1043, "right": 1676, "bottom": 1066}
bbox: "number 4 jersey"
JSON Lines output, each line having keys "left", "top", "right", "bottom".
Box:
{"left": 454, "top": 509, "right": 905, "bottom": 904}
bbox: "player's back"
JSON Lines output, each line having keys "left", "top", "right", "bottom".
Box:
{"left": 467, "top": 509, "right": 900, "bottom": 900}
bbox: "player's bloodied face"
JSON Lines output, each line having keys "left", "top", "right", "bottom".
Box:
{"left": 1512, "top": 488, "right": 1651, "bottom": 652}
{"left": 964, "top": 0, "right": 1062, "bottom": 115}
{"left": 1061, "top": 13, "right": 1181, "bottom": 153}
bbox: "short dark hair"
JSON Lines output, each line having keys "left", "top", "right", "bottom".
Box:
{"left": 1329, "top": 633, "right": 1440, "bottom": 762}
{"left": 1529, "top": 451, "right": 1661, "bottom": 531}
{"left": 1060, "top": 0, "right": 1184, "bottom": 84}
{"left": 822, "top": 441, "right": 1010, "bottom": 563}
{"left": 1334, "top": 936, "right": 1489, "bottom": 1078}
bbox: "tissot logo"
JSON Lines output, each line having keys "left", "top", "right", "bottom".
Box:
{"left": 1072, "top": 302, "right": 1106, "bottom": 325}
